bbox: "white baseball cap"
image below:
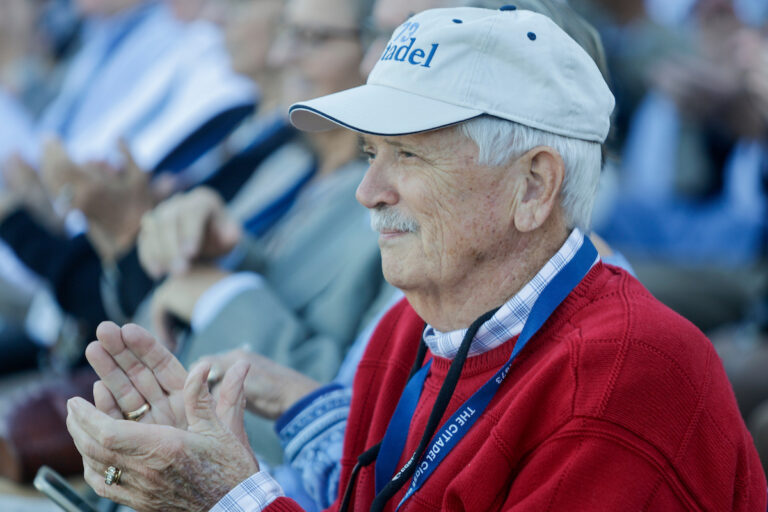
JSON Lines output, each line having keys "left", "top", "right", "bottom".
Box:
{"left": 289, "top": 6, "right": 615, "bottom": 143}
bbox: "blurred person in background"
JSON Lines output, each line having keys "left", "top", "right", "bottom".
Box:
{"left": 0, "top": 0, "right": 80, "bottom": 119}
{"left": 0, "top": 0, "right": 78, "bottom": 208}
{"left": 0, "top": 0, "right": 43, "bottom": 99}
{"left": 592, "top": 0, "right": 767, "bottom": 333}
{"left": 32, "top": 0, "right": 255, "bottom": 173}
{"left": 0, "top": 0, "right": 294, "bottom": 350}
{"left": 575, "top": 0, "right": 768, "bottom": 475}
{"left": 0, "top": 0, "right": 52, "bottom": 369}
{"left": 0, "top": 0, "right": 83, "bottom": 377}
{"left": 0, "top": 0, "right": 260, "bottom": 484}
{"left": 0, "top": 0, "right": 258, "bottom": 331}
{"left": 0, "top": 0, "right": 257, "bottom": 345}
{"left": 44, "top": 0, "right": 293, "bottom": 328}
{"left": 707, "top": 27, "right": 768, "bottom": 477}
{"left": 567, "top": 0, "right": 692, "bottom": 154}
{"left": 133, "top": 0, "right": 385, "bottom": 467}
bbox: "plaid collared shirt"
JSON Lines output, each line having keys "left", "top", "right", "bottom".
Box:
{"left": 210, "top": 471, "right": 284, "bottom": 512}
{"left": 423, "top": 228, "right": 594, "bottom": 359}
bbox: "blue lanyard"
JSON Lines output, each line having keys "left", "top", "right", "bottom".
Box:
{"left": 374, "top": 360, "right": 432, "bottom": 494}
{"left": 374, "top": 237, "right": 598, "bottom": 509}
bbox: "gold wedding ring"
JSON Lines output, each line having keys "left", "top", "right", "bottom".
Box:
{"left": 123, "top": 403, "right": 150, "bottom": 421}
{"left": 104, "top": 466, "right": 122, "bottom": 486}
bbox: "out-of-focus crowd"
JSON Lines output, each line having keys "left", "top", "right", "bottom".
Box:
{"left": 0, "top": 0, "right": 765, "bottom": 506}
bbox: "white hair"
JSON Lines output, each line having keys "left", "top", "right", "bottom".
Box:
{"left": 456, "top": 116, "right": 602, "bottom": 231}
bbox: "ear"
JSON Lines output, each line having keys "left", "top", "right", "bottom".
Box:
{"left": 512, "top": 146, "right": 564, "bottom": 233}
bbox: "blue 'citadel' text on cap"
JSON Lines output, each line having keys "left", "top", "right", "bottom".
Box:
{"left": 288, "top": 7, "right": 615, "bottom": 143}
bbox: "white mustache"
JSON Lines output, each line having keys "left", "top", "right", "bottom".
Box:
{"left": 369, "top": 207, "right": 419, "bottom": 233}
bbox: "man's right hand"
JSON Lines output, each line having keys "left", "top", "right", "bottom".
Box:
{"left": 67, "top": 360, "right": 260, "bottom": 512}
{"left": 137, "top": 187, "right": 242, "bottom": 279}
{"left": 86, "top": 322, "right": 189, "bottom": 429}
{"left": 199, "top": 349, "right": 322, "bottom": 420}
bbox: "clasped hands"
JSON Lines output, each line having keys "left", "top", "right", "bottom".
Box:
{"left": 66, "top": 321, "right": 320, "bottom": 512}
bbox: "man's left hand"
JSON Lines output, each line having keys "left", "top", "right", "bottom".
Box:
{"left": 66, "top": 361, "right": 259, "bottom": 512}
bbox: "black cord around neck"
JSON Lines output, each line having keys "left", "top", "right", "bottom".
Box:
{"left": 369, "top": 307, "right": 499, "bottom": 512}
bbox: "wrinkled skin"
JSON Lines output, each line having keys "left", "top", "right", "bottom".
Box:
{"left": 67, "top": 362, "right": 258, "bottom": 511}
{"left": 85, "top": 323, "right": 189, "bottom": 428}
{"left": 357, "top": 127, "right": 567, "bottom": 331}
{"left": 69, "top": 322, "right": 258, "bottom": 511}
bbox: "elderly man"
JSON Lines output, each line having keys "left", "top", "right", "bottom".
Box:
{"left": 66, "top": 5, "right": 767, "bottom": 512}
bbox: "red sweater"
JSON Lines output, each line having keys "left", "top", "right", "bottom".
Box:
{"left": 269, "top": 264, "right": 766, "bottom": 511}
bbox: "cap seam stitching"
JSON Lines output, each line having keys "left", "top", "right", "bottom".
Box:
{"left": 463, "top": 16, "right": 497, "bottom": 105}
